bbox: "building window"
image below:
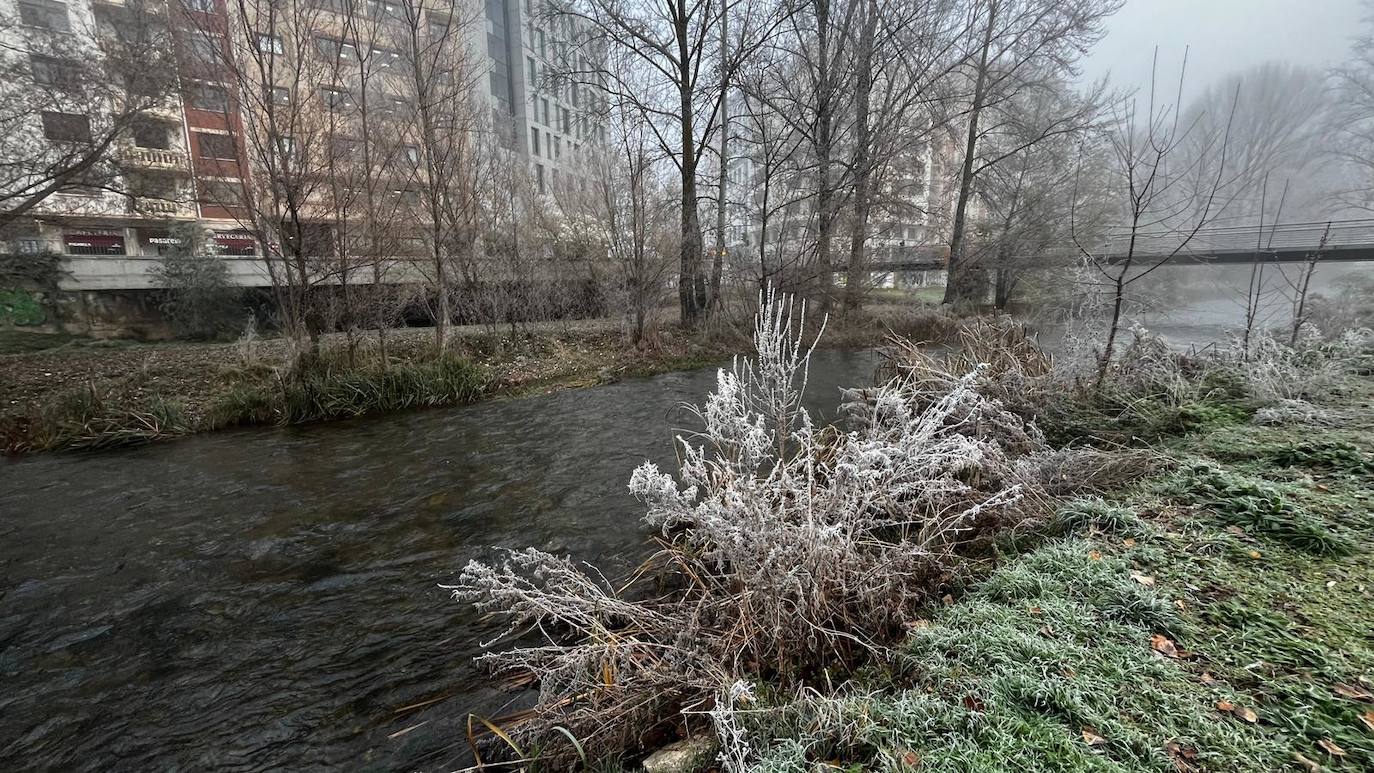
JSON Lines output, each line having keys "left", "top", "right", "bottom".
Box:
{"left": 553, "top": 136, "right": 560, "bottom": 160}
{"left": 429, "top": 17, "right": 450, "bottom": 38}
{"left": 316, "top": 37, "right": 358, "bottom": 61}
{"left": 254, "top": 33, "right": 284, "bottom": 55}
{"left": 17, "top": 238, "right": 44, "bottom": 254}
{"left": 64, "top": 229, "right": 126, "bottom": 256}
{"left": 561, "top": 107, "right": 570, "bottom": 133}
{"left": 188, "top": 83, "right": 230, "bottom": 112}
{"left": 196, "top": 132, "right": 236, "bottom": 159}
{"left": 403, "top": 144, "right": 419, "bottom": 164}
{"left": 185, "top": 0, "right": 216, "bottom": 11}
{"left": 30, "top": 55, "right": 81, "bottom": 88}
{"left": 319, "top": 87, "right": 352, "bottom": 111}
{"left": 198, "top": 179, "right": 242, "bottom": 208}
{"left": 535, "top": 163, "right": 544, "bottom": 194}
{"left": 373, "top": 47, "right": 400, "bottom": 68}
{"left": 538, "top": 29, "right": 546, "bottom": 57}
{"left": 270, "top": 86, "right": 291, "bottom": 105}
{"left": 186, "top": 31, "right": 221, "bottom": 64}
{"left": 41, "top": 111, "right": 91, "bottom": 143}
{"left": 531, "top": 128, "right": 540, "bottom": 156}
{"left": 131, "top": 119, "right": 170, "bottom": 149}
{"left": 140, "top": 229, "right": 184, "bottom": 257}
{"left": 19, "top": 0, "right": 70, "bottom": 31}
{"left": 331, "top": 137, "right": 357, "bottom": 159}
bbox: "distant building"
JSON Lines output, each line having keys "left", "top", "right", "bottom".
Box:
{"left": 0, "top": 0, "right": 604, "bottom": 331}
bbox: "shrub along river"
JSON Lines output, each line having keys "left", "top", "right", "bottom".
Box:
{"left": 0, "top": 349, "right": 878, "bottom": 772}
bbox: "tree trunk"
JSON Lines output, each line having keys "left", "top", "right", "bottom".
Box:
{"left": 942, "top": 0, "right": 996, "bottom": 305}
{"left": 844, "top": 0, "right": 878, "bottom": 313}
{"left": 709, "top": 4, "right": 728, "bottom": 316}
{"left": 676, "top": 0, "right": 705, "bottom": 326}
{"left": 813, "top": 0, "right": 835, "bottom": 313}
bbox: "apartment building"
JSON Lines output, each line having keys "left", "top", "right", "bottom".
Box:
{"left": 0, "top": 0, "right": 603, "bottom": 328}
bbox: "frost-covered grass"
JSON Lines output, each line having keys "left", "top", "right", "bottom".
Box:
{"left": 737, "top": 410, "right": 1374, "bottom": 772}
{"left": 452, "top": 292, "right": 1067, "bottom": 766}
{"left": 452, "top": 300, "right": 1374, "bottom": 771}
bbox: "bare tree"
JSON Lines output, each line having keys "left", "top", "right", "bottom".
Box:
{"left": 551, "top": 0, "right": 781, "bottom": 327}
{"left": 941, "top": 0, "right": 1119, "bottom": 305}
{"left": 0, "top": 0, "right": 177, "bottom": 229}
{"left": 391, "top": 0, "right": 482, "bottom": 348}
{"left": 841, "top": 0, "right": 968, "bottom": 311}
{"left": 1329, "top": 3, "right": 1374, "bottom": 216}
{"left": 188, "top": 0, "right": 348, "bottom": 352}
{"left": 974, "top": 78, "right": 1102, "bottom": 309}
{"left": 1071, "top": 52, "right": 1240, "bottom": 386}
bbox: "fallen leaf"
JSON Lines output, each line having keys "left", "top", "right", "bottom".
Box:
{"left": 1316, "top": 738, "right": 1345, "bottom": 757}
{"left": 962, "top": 694, "right": 985, "bottom": 712}
{"left": 1334, "top": 683, "right": 1373, "bottom": 701}
{"left": 1165, "top": 740, "right": 1198, "bottom": 760}
{"left": 1131, "top": 573, "right": 1156, "bottom": 586}
{"left": 1293, "top": 752, "right": 1321, "bottom": 772}
{"left": 1174, "top": 598, "right": 1189, "bottom": 611}
{"left": 1082, "top": 727, "right": 1107, "bottom": 746}
{"left": 900, "top": 749, "right": 921, "bottom": 768}
{"left": 1248, "top": 550, "right": 1262, "bottom": 560}
{"left": 1088, "top": 550, "right": 1102, "bottom": 561}
{"left": 1122, "top": 538, "right": 1137, "bottom": 547}
{"left": 1038, "top": 625, "right": 1056, "bottom": 638}
{"left": 1152, "top": 634, "right": 1181, "bottom": 658}
{"left": 942, "top": 594, "right": 954, "bottom": 606}
{"left": 1216, "top": 700, "right": 1235, "bottom": 712}
{"left": 1028, "top": 606, "right": 1043, "bottom": 616}
{"left": 1361, "top": 710, "right": 1374, "bottom": 732}
{"left": 1225, "top": 525, "right": 1246, "bottom": 536}
{"left": 1200, "top": 672, "right": 1217, "bottom": 685}
{"left": 1234, "top": 705, "right": 1259, "bottom": 723}
{"left": 1061, "top": 666, "right": 1077, "bottom": 678}
{"left": 904, "top": 619, "right": 931, "bottom": 631}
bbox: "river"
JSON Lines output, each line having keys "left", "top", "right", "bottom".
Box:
{"left": 0, "top": 349, "right": 879, "bottom": 772}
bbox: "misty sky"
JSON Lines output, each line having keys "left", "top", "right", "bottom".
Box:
{"left": 1082, "top": 0, "right": 1366, "bottom": 97}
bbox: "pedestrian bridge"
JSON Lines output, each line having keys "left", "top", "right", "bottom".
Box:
{"left": 866, "top": 218, "right": 1374, "bottom": 273}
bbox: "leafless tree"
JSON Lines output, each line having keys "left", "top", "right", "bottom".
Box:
{"left": 1071, "top": 52, "right": 1241, "bottom": 386}
{"left": 550, "top": 0, "right": 782, "bottom": 327}
{"left": 974, "top": 78, "right": 1103, "bottom": 309}
{"left": 390, "top": 0, "right": 483, "bottom": 348}
{"left": 1329, "top": 3, "right": 1374, "bottom": 216}
{"left": 841, "top": 0, "right": 968, "bottom": 311}
{"left": 1184, "top": 62, "right": 1331, "bottom": 223}
{"left": 0, "top": 0, "right": 177, "bottom": 230}
{"left": 942, "top": 0, "right": 1119, "bottom": 305}
{"left": 186, "top": 0, "right": 349, "bottom": 352}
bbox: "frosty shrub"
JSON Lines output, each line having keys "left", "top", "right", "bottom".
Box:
{"left": 450, "top": 290, "right": 1050, "bottom": 766}
{"left": 1231, "top": 328, "right": 1372, "bottom": 403}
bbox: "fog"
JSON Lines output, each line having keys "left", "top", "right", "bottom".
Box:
{"left": 1082, "top": 0, "right": 1365, "bottom": 97}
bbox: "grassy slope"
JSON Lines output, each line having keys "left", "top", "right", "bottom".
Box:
{"left": 756, "top": 385, "right": 1374, "bottom": 772}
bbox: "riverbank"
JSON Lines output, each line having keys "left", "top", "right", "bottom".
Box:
{"left": 745, "top": 391, "right": 1374, "bottom": 771}
{"left": 450, "top": 314, "right": 1373, "bottom": 771}
{"left": 0, "top": 302, "right": 959, "bottom": 454}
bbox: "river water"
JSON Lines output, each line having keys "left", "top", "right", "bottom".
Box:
{"left": 0, "top": 349, "right": 878, "bottom": 772}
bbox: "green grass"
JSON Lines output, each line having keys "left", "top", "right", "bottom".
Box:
{"left": 3, "top": 384, "right": 190, "bottom": 452}
{"left": 206, "top": 351, "right": 489, "bottom": 427}
{"left": 744, "top": 399, "right": 1374, "bottom": 772}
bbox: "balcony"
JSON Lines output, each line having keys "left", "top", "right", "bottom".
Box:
{"left": 122, "top": 147, "right": 191, "bottom": 173}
